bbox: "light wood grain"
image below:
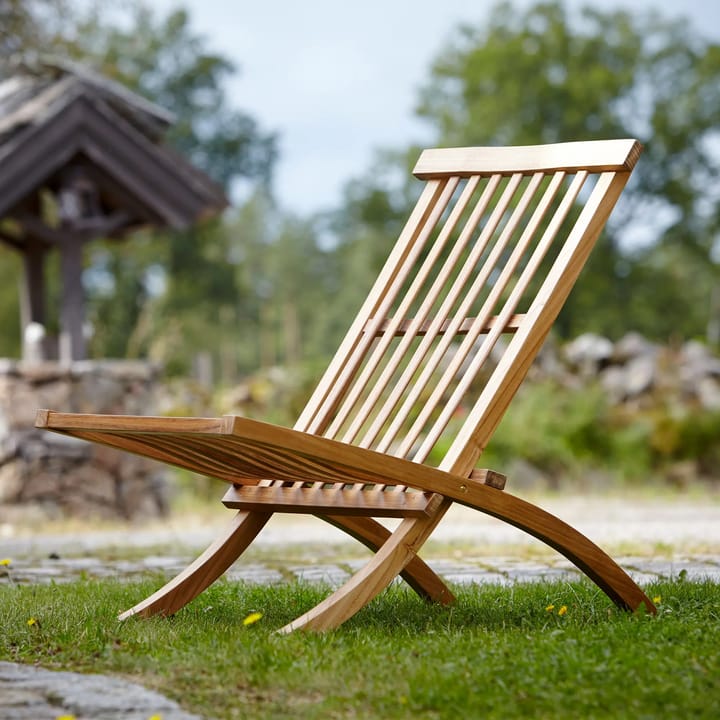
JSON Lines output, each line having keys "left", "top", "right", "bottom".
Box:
{"left": 413, "top": 139, "right": 642, "bottom": 178}
{"left": 279, "top": 497, "right": 454, "bottom": 632}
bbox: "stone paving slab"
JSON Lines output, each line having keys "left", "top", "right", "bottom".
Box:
{"left": 0, "top": 661, "right": 202, "bottom": 720}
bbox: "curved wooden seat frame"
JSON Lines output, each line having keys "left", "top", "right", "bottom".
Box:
{"left": 37, "top": 139, "right": 656, "bottom": 631}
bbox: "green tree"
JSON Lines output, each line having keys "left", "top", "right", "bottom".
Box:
{"left": 227, "top": 193, "right": 339, "bottom": 375}
{"left": 414, "top": 0, "right": 720, "bottom": 341}
{"left": 0, "top": 0, "right": 66, "bottom": 65}
{"left": 55, "top": 2, "right": 278, "bottom": 366}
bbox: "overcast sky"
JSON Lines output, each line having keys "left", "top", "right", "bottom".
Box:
{"left": 152, "top": 0, "right": 720, "bottom": 215}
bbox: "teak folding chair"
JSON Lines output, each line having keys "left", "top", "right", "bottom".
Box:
{"left": 36, "top": 139, "right": 656, "bottom": 632}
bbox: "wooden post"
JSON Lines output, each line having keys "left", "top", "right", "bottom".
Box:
{"left": 19, "top": 238, "right": 48, "bottom": 361}
{"left": 59, "top": 234, "right": 86, "bottom": 362}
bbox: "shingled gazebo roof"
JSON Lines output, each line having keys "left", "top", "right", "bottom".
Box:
{"left": 0, "top": 58, "right": 227, "bottom": 236}
{"left": 0, "top": 59, "right": 228, "bottom": 362}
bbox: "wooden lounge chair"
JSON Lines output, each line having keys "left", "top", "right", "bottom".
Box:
{"left": 36, "top": 138, "right": 655, "bottom": 632}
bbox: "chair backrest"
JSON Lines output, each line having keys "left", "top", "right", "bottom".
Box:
{"left": 295, "top": 140, "right": 641, "bottom": 478}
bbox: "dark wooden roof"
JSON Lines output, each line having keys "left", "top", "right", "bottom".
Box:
{"left": 0, "top": 59, "right": 227, "bottom": 236}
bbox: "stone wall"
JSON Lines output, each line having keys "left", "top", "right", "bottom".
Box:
{"left": 0, "top": 360, "right": 169, "bottom": 522}
{"left": 555, "top": 332, "right": 720, "bottom": 410}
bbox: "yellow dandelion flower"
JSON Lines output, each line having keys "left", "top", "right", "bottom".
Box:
{"left": 558, "top": 606, "right": 567, "bottom": 616}
{"left": 0, "top": 558, "right": 11, "bottom": 566}
{"left": 545, "top": 604, "right": 555, "bottom": 612}
{"left": 242, "top": 612, "right": 263, "bottom": 626}
{"left": 147, "top": 715, "right": 163, "bottom": 720}
{"left": 653, "top": 595, "right": 662, "bottom": 605}
{"left": 55, "top": 715, "right": 76, "bottom": 720}
{"left": 27, "top": 617, "right": 37, "bottom": 627}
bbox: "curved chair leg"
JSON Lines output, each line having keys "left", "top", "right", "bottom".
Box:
{"left": 279, "top": 498, "right": 454, "bottom": 633}
{"left": 119, "top": 510, "right": 272, "bottom": 619}
{"left": 324, "top": 514, "right": 454, "bottom": 605}
{"left": 119, "top": 509, "right": 453, "bottom": 620}
{"left": 454, "top": 486, "right": 656, "bottom": 615}
{"left": 280, "top": 487, "right": 656, "bottom": 633}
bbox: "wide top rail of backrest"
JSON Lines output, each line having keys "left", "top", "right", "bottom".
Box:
{"left": 413, "top": 139, "right": 642, "bottom": 178}
{"left": 297, "top": 139, "right": 642, "bottom": 480}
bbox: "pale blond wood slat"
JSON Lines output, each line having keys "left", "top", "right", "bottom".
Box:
{"left": 65, "top": 429, "right": 250, "bottom": 483}
{"left": 365, "top": 173, "right": 522, "bottom": 455}
{"left": 298, "top": 177, "right": 459, "bottom": 491}
{"left": 375, "top": 172, "right": 546, "bottom": 457}
{"left": 301, "top": 178, "right": 455, "bottom": 437}
{"left": 294, "top": 180, "right": 445, "bottom": 435}
{"left": 412, "top": 171, "right": 588, "bottom": 463}
{"left": 335, "top": 176, "right": 482, "bottom": 445}
{"left": 350, "top": 175, "right": 502, "bottom": 453}
{"left": 36, "top": 410, "right": 233, "bottom": 434}
{"left": 322, "top": 177, "right": 460, "bottom": 440}
{"left": 443, "top": 171, "right": 633, "bottom": 472}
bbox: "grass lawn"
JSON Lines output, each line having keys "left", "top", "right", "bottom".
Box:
{"left": 1, "top": 577, "right": 718, "bottom": 719}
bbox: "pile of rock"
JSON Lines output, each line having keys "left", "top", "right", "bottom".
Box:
{"left": 559, "top": 332, "right": 720, "bottom": 410}
{"left": 0, "top": 360, "right": 169, "bottom": 522}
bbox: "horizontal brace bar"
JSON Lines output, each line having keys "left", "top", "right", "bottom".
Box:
{"left": 363, "top": 314, "right": 524, "bottom": 337}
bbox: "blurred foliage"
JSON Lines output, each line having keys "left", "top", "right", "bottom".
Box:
{"left": 471, "top": 379, "right": 720, "bottom": 488}
{"left": 411, "top": 1, "right": 720, "bottom": 341}
{"left": 2, "top": 0, "right": 720, "bottom": 487}
{"left": 478, "top": 380, "right": 653, "bottom": 485}
{"left": 0, "top": 251, "right": 22, "bottom": 357}
{"left": 0, "top": 0, "right": 67, "bottom": 63}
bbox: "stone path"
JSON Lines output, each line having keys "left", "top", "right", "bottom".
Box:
{"left": 0, "top": 661, "right": 201, "bottom": 720}
{"left": 2, "top": 496, "right": 719, "bottom": 719}
{"left": 3, "top": 548, "right": 720, "bottom": 589}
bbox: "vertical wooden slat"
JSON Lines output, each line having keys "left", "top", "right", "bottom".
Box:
{"left": 375, "top": 172, "right": 547, "bottom": 457}
{"left": 441, "top": 170, "right": 630, "bottom": 475}
{"left": 326, "top": 177, "right": 472, "bottom": 443}
{"left": 342, "top": 176, "right": 480, "bottom": 442}
{"left": 295, "top": 179, "right": 448, "bottom": 435}
{"left": 364, "top": 174, "right": 520, "bottom": 454}
{"left": 318, "top": 176, "right": 460, "bottom": 438}
{"left": 412, "top": 171, "right": 587, "bottom": 463}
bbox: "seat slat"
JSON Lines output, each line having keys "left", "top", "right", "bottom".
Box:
{"left": 222, "top": 485, "right": 435, "bottom": 517}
